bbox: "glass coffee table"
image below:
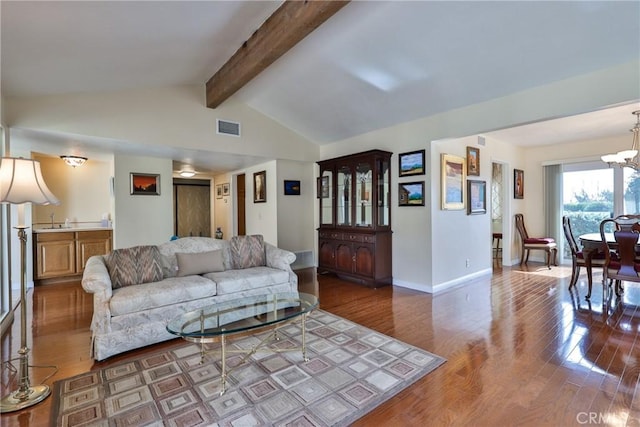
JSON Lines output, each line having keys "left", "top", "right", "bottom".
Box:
{"left": 166, "top": 292, "right": 318, "bottom": 395}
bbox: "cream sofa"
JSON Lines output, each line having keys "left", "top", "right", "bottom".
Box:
{"left": 81, "top": 236, "right": 297, "bottom": 361}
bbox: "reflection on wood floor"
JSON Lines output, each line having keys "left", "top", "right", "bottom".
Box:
{"left": 1, "top": 264, "right": 639, "bottom": 426}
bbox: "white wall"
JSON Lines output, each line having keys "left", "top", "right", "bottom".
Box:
{"left": 276, "top": 159, "right": 315, "bottom": 253}
{"left": 242, "top": 161, "right": 278, "bottom": 246}
{"left": 113, "top": 154, "right": 173, "bottom": 248}
{"left": 213, "top": 172, "right": 233, "bottom": 239}
{"left": 33, "top": 154, "right": 113, "bottom": 228}
{"left": 6, "top": 85, "right": 319, "bottom": 164}
{"left": 319, "top": 61, "right": 639, "bottom": 293}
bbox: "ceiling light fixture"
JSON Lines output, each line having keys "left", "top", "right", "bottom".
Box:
{"left": 60, "top": 155, "right": 87, "bottom": 168}
{"left": 601, "top": 110, "right": 640, "bottom": 170}
{"left": 179, "top": 165, "right": 196, "bottom": 177}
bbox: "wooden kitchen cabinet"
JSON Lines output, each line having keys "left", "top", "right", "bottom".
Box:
{"left": 317, "top": 150, "right": 392, "bottom": 287}
{"left": 34, "top": 229, "right": 112, "bottom": 282}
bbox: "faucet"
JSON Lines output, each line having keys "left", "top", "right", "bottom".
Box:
{"left": 50, "top": 212, "right": 54, "bottom": 228}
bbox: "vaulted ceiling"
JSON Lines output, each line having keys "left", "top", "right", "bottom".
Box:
{"left": 2, "top": 1, "right": 639, "bottom": 169}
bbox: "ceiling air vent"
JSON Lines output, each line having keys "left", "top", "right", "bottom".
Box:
{"left": 217, "top": 119, "right": 240, "bottom": 137}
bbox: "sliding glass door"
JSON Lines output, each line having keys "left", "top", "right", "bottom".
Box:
{"left": 560, "top": 161, "right": 640, "bottom": 261}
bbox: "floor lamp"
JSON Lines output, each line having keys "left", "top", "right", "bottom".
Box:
{"left": 0, "top": 157, "right": 60, "bottom": 413}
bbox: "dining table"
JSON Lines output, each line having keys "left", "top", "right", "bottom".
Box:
{"left": 579, "top": 232, "right": 640, "bottom": 298}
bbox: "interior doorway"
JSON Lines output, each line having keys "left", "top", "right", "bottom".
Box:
{"left": 173, "top": 178, "right": 211, "bottom": 237}
{"left": 491, "top": 162, "right": 505, "bottom": 266}
{"left": 236, "top": 174, "right": 246, "bottom": 236}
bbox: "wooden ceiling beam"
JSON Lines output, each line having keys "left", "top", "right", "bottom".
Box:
{"left": 206, "top": 0, "right": 350, "bottom": 109}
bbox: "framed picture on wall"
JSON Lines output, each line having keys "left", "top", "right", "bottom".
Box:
{"left": 514, "top": 169, "right": 524, "bottom": 199}
{"left": 216, "top": 184, "right": 223, "bottom": 199}
{"left": 398, "top": 181, "right": 425, "bottom": 206}
{"left": 398, "top": 150, "right": 425, "bottom": 177}
{"left": 441, "top": 154, "right": 466, "bottom": 210}
{"left": 284, "top": 180, "right": 301, "bottom": 195}
{"left": 130, "top": 173, "right": 160, "bottom": 196}
{"left": 254, "top": 171, "right": 266, "bottom": 203}
{"left": 222, "top": 183, "right": 230, "bottom": 196}
{"left": 466, "top": 146, "right": 480, "bottom": 176}
{"left": 467, "top": 180, "right": 486, "bottom": 215}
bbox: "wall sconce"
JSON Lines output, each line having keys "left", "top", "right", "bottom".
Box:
{"left": 60, "top": 155, "right": 87, "bottom": 167}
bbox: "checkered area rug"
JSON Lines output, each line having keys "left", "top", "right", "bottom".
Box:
{"left": 51, "top": 310, "right": 446, "bottom": 426}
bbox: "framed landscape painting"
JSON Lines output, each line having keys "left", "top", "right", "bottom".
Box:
{"left": 130, "top": 173, "right": 160, "bottom": 196}
{"left": 398, "top": 181, "right": 425, "bottom": 206}
{"left": 398, "top": 150, "right": 425, "bottom": 177}
{"left": 284, "top": 180, "right": 301, "bottom": 195}
{"left": 441, "top": 154, "right": 465, "bottom": 210}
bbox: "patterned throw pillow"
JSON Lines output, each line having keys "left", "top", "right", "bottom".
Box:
{"left": 105, "top": 245, "right": 163, "bottom": 289}
{"left": 230, "top": 235, "right": 266, "bottom": 269}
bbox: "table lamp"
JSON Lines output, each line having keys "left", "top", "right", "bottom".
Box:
{"left": 0, "top": 157, "right": 60, "bottom": 412}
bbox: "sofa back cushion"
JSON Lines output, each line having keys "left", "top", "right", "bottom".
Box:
{"left": 158, "top": 237, "right": 232, "bottom": 278}
{"left": 176, "top": 250, "right": 224, "bottom": 277}
{"left": 230, "top": 235, "right": 266, "bottom": 269}
{"left": 105, "top": 245, "right": 163, "bottom": 289}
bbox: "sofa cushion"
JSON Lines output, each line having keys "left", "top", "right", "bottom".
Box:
{"left": 176, "top": 250, "right": 224, "bottom": 277}
{"left": 106, "top": 245, "right": 163, "bottom": 289}
{"left": 230, "top": 235, "right": 266, "bottom": 269}
{"left": 109, "top": 275, "right": 217, "bottom": 317}
{"left": 202, "top": 266, "right": 289, "bottom": 295}
{"left": 158, "top": 237, "right": 233, "bottom": 278}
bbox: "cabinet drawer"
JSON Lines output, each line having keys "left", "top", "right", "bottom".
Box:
{"left": 319, "top": 231, "right": 343, "bottom": 240}
{"left": 76, "top": 230, "right": 112, "bottom": 240}
{"left": 345, "top": 233, "right": 364, "bottom": 242}
{"left": 35, "top": 232, "right": 75, "bottom": 242}
{"left": 362, "top": 234, "right": 376, "bottom": 243}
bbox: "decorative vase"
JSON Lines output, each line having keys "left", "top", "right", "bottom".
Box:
{"left": 215, "top": 228, "right": 223, "bottom": 239}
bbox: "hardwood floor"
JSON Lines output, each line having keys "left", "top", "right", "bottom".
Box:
{"left": 1, "top": 264, "right": 639, "bottom": 426}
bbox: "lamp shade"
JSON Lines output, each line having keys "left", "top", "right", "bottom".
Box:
{"left": 0, "top": 157, "right": 60, "bottom": 205}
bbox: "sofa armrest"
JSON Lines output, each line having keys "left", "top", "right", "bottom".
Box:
{"left": 81, "top": 255, "right": 114, "bottom": 335}
{"left": 265, "top": 243, "right": 295, "bottom": 270}
{"left": 265, "top": 243, "right": 298, "bottom": 289}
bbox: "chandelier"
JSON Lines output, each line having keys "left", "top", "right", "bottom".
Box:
{"left": 601, "top": 110, "right": 640, "bottom": 170}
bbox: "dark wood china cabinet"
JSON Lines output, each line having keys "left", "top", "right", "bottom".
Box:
{"left": 317, "top": 150, "right": 392, "bottom": 287}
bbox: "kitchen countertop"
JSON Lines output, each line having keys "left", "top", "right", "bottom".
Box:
{"left": 34, "top": 227, "right": 112, "bottom": 233}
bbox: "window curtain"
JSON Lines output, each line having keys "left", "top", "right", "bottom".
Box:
{"left": 544, "top": 164, "right": 562, "bottom": 242}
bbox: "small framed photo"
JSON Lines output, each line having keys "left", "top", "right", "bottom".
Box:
{"left": 441, "top": 154, "right": 466, "bottom": 210}
{"left": 216, "top": 184, "right": 223, "bottom": 199}
{"left": 514, "top": 169, "right": 524, "bottom": 199}
{"left": 398, "top": 150, "right": 425, "bottom": 177}
{"left": 467, "top": 180, "right": 487, "bottom": 215}
{"left": 222, "top": 183, "right": 230, "bottom": 196}
{"left": 466, "top": 146, "right": 480, "bottom": 176}
{"left": 130, "top": 173, "right": 160, "bottom": 196}
{"left": 254, "top": 170, "right": 266, "bottom": 203}
{"left": 398, "top": 181, "right": 425, "bottom": 206}
{"left": 284, "top": 180, "right": 301, "bottom": 195}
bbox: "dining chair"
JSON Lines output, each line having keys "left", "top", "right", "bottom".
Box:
{"left": 600, "top": 217, "right": 640, "bottom": 296}
{"left": 514, "top": 213, "right": 558, "bottom": 269}
{"left": 562, "top": 216, "right": 606, "bottom": 295}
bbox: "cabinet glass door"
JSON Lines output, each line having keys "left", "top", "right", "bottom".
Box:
{"left": 356, "top": 162, "right": 372, "bottom": 227}
{"left": 377, "top": 158, "right": 390, "bottom": 227}
{"left": 337, "top": 165, "right": 352, "bottom": 226}
{"left": 320, "top": 170, "right": 333, "bottom": 225}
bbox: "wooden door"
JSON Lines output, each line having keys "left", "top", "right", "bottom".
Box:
{"left": 353, "top": 244, "right": 374, "bottom": 277}
{"left": 335, "top": 243, "right": 354, "bottom": 273}
{"left": 237, "top": 174, "right": 246, "bottom": 236}
{"left": 174, "top": 180, "right": 211, "bottom": 237}
{"left": 318, "top": 240, "right": 336, "bottom": 269}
